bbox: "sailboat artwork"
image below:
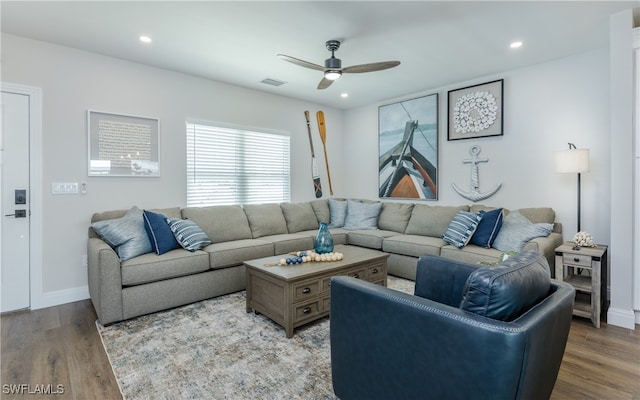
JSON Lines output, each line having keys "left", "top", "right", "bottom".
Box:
{"left": 379, "top": 94, "right": 438, "bottom": 200}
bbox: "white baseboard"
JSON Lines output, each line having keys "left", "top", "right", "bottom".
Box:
{"left": 607, "top": 307, "right": 637, "bottom": 329}
{"left": 32, "top": 286, "right": 90, "bottom": 310}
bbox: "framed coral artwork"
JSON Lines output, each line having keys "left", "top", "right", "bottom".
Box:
{"left": 447, "top": 79, "right": 503, "bottom": 141}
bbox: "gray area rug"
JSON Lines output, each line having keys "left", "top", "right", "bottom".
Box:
{"left": 97, "top": 276, "right": 415, "bottom": 400}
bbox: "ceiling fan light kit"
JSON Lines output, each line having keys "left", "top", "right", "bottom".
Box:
{"left": 278, "top": 40, "right": 400, "bottom": 90}
{"left": 324, "top": 70, "right": 341, "bottom": 81}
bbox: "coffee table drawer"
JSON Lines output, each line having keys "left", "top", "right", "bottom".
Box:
{"left": 365, "top": 262, "right": 386, "bottom": 280}
{"left": 294, "top": 299, "right": 322, "bottom": 323}
{"left": 294, "top": 280, "right": 321, "bottom": 301}
{"left": 344, "top": 267, "right": 366, "bottom": 280}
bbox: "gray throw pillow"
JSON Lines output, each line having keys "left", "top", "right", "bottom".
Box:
{"left": 343, "top": 199, "right": 382, "bottom": 230}
{"left": 328, "top": 199, "right": 348, "bottom": 228}
{"left": 91, "top": 206, "right": 152, "bottom": 261}
{"left": 492, "top": 211, "right": 553, "bottom": 252}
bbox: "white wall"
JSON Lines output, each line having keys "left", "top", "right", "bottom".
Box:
{"left": 1, "top": 34, "right": 343, "bottom": 305}
{"left": 343, "top": 49, "right": 611, "bottom": 246}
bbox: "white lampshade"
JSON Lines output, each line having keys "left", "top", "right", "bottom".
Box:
{"left": 553, "top": 148, "right": 590, "bottom": 173}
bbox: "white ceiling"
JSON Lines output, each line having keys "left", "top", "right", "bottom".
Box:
{"left": 1, "top": 1, "right": 637, "bottom": 110}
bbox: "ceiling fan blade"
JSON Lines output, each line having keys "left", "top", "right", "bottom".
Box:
{"left": 317, "top": 77, "right": 334, "bottom": 90}
{"left": 277, "top": 54, "right": 325, "bottom": 71}
{"left": 342, "top": 60, "right": 401, "bottom": 74}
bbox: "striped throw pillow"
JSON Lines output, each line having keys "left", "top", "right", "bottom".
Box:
{"left": 167, "top": 218, "right": 212, "bottom": 251}
{"left": 442, "top": 211, "right": 483, "bottom": 249}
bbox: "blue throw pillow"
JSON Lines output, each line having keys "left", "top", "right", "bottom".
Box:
{"left": 470, "top": 208, "right": 503, "bottom": 248}
{"left": 442, "top": 211, "right": 483, "bottom": 249}
{"left": 167, "top": 218, "right": 212, "bottom": 251}
{"left": 91, "top": 206, "right": 152, "bottom": 261}
{"left": 143, "top": 210, "right": 180, "bottom": 255}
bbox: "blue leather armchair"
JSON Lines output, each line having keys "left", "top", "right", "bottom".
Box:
{"left": 330, "top": 251, "right": 575, "bottom": 400}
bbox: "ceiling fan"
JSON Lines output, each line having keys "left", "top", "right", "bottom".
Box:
{"left": 278, "top": 40, "right": 401, "bottom": 90}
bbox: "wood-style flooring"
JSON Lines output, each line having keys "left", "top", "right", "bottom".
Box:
{"left": 1, "top": 299, "right": 639, "bottom": 399}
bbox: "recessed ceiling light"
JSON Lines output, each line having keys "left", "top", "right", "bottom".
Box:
{"left": 341, "top": 93, "right": 349, "bottom": 98}
{"left": 510, "top": 41, "right": 523, "bottom": 49}
{"left": 139, "top": 35, "right": 152, "bottom": 44}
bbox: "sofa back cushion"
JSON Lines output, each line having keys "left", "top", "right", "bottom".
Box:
{"left": 310, "top": 199, "right": 330, "bottom": 224}
{"left": 517, "top": 207, "right": 556, "bottom": 224}
{"left": 378, "top": 202, "right": 414, "bottom": 233}
{"left": 280, "top": 202, "right": 319, "bottom": 233}
{"left": 459, "top": 251, "right": 551, "bottom": 321}
{"left": 405, "top": 205, "right": 469, "bottom": 237}
{"left": 181, "top": 205, "right": 252, "bottom": 244}
{"left": 243, "top": 204, "right": 288, "bottom": 238}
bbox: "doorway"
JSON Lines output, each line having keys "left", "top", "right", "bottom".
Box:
{"left": 0, "top": 83, "right": 42, "bottom": 312}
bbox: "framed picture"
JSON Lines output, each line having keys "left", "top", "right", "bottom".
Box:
{"left": 87, "top": 110, "right": 160, "bottom": 177}
{"left": 447, "top": 79, "right": 503, "bottom": 141}
{"left": 378, "top": 93, "right": 438, "bottom": 200}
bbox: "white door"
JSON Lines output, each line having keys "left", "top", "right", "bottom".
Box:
{"left": 0, "top": 91, "right": 31, "bottom": 312}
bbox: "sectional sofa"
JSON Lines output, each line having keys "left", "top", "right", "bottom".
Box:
{"left": 88, "top": 199, "right": 562, "bottom": 325}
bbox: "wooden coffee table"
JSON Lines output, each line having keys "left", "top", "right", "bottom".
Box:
{"left": 245, "top": 244, "right": 389, "bottom": 338}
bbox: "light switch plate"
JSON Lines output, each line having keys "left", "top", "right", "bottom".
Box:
{"left": 52, "top": 182, "right": 79, "bottom": 194}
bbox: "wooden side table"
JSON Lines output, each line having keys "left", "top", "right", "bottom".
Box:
{"left": 554, "top": 243, "right": 608, "bottom": 328}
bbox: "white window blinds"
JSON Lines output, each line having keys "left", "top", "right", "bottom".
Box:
{"left": 186, "top": 122, "right": 290, "bottom": 206}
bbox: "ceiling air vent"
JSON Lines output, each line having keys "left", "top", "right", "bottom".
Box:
{"left": 261, "top": 78, "right": 287, "bottom": 87}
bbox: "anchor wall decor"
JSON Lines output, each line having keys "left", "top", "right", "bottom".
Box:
{"left": 452, "top": 145, "right": 502, "bottom": 202}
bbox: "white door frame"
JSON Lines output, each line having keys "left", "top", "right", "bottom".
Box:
{"left": 1, "top": 82, "right": 43, "bottom": 310}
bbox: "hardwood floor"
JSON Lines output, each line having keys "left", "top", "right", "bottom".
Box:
{"left": 2, "top": 300, "right": 639, "bottom": 399}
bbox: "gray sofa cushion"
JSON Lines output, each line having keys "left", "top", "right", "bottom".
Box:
{"left": 347, "top": 230, "right": 399, "bottom": 249}
{"left": 280, "top": 202, "right": 319, "bottom": 233}
{"left": 440, "top": 244, "right": 503, "bottom": 265}
{"left": 181, "top": 205, "right": 252, "bottom": 244}
{"left": 378, "top": 202, "right": 414, "bottom": 233}
{"left": 120, "top": 248, "right": 210, "bottom": 286}
{"left": 243, "top": 204, "right": 288, "bottom": 238}
{"left": 206, "top": 239, "right": 274, "bottom": 269}
{"left": 405, "top": 205, "right": 469, "bottom": 237}
{"left": 310, "top": 199, "right": 330, "bottom": 224}
{"left": 460, "top": 251, "right": 551, "bottom": 321}
{"left": 258, "top": 233, "right": 314, "bottom": 255}
{"left": 382, "top": 234, "right": 445, "bottom": 258}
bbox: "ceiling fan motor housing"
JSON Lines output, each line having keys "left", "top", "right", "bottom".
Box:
{"left": 324, "top": 57, "right": 341, "bottom": 69}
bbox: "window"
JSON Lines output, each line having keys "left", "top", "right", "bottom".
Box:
{"left": 186, "top": 122, "right": 290, "bottom": 206}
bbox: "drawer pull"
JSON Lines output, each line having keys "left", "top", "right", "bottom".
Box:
{"left": 303, "top": 307, "right": 311, "bottom": 314}
{"left": 371, "top": 268, "right": 379, "bottom": 274}
{"left": 352, "top": 273, "right": 360, "bottom": 279}
{"left": 574, "top": 257, "right": 580, "bottom": 262}
{"left": 302, "top": 287, "right": 311, "bottom": 294}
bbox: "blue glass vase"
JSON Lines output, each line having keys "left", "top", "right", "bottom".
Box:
{"left": 314, "top": 222, "right": 334, "bottom": 254}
